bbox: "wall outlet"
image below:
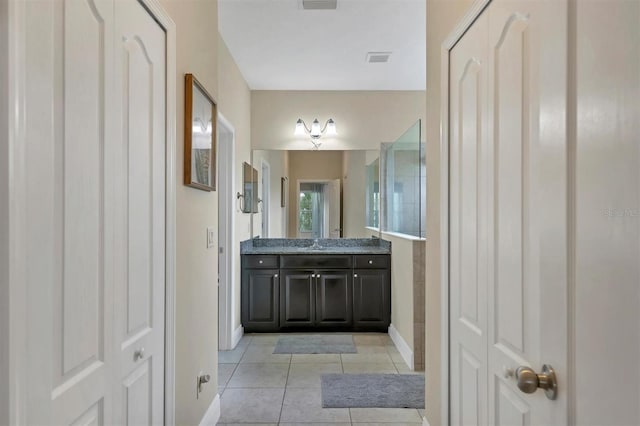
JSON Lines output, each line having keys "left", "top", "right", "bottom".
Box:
{"left": 207, "top": 227, "right": 215, "bottom": 249}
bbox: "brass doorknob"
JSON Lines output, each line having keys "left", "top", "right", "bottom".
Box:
{"left": 515, "top": 364, "right": 558, "bottom": 400}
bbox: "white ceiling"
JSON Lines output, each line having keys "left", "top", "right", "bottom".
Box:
{"left": 218, "top": 0, "right": 426, "bottom": 90}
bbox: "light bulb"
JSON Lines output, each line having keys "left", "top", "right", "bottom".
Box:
{"left": 294, "top": 119, "right": 306, "bottom": 136}
{"left": 310, "top": 119, "right": 321, "bottom": 138}
{"left": 326, "top": 119, "right": 337, "bottom": 136}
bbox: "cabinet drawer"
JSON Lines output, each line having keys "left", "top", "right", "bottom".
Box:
{"left": 243, "top": 255, "right": 279, "bottom": 268}
{"left": 281, "top": 255, "right": 352, "bottom": 269}
{"left": 354, "top": 255, "right": 390, "bottom": 269}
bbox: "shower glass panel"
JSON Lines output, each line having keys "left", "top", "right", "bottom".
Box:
{"left": 380, "top": 120, "right": 425, "bottom": 238}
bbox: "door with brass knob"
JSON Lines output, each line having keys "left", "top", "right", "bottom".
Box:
{"left": 448, "top": 0, "right": 569, "bottom": 424}
{"left": 515, "top": 365, "right": 558, "bottom": 400}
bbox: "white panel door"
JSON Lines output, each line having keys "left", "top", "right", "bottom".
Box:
{"left": 49, "top": 0, "right": 116, "bottom": 424}
{"left": 327, "top": 179, "right": 341, "bottom": 238}
{"left": 449, "top": 11, "right": 490, "bottom": 426}
{"left": 112, "top": 1, "right": 166, "bottom": 424}
{"left": 450, "top": 0, "right": 568, "bottom": 424}
{"left": 486, "top": 1, "right": 567, "bottom": 424}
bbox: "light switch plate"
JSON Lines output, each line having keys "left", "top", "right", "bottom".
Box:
{"left": 207, "top": 227, "right": 215, "bottom": 249}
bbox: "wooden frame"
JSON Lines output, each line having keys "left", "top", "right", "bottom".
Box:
{"left": 184, "top": 73, "right": 217, "bottom": 191}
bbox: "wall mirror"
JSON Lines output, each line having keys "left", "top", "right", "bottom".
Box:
{"left": 241, "top": 162, "right": 259, "bottom": 213}
{"left": 249, "top": 150, "right": 381, "bottom": 239}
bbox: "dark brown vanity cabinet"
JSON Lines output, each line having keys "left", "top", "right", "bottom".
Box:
{"left": 280, "top": 269, "right": 353, "bottom": 328}
{"left": 241, "top": 253, "right": 390, "bottom": 332}
{"left": 241, "top": 256, "right": 279, "bottom": 332}
{"left": 352, "top": 255, "right": 391, "bottom": 328}
{"left": 280, "top": 270, "right": 315, "bottom": 327}
{"left": 353, "top": 269, "right": 390, "bottom": 329}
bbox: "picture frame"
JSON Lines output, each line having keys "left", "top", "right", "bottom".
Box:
{"left": 184, "top": 73, "right": 217, "bottom": 191}
{"left": 281, "top": 177, "right": 288, "bottom": 207}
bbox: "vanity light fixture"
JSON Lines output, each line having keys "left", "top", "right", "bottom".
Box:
{"left": 294, "top": 118, "right": 337, "bottom": 149}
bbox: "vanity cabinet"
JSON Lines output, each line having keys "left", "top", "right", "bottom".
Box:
{"left": 241, "top": 253, "right": 390, "bottom": 332}
{"left": 241, "top": 256, "right": 280, "bottom": 332}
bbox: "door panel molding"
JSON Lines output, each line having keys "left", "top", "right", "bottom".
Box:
{"left": 4, "top": 0, "right": 177, "bottom": 423}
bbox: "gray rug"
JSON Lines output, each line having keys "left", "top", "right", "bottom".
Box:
{"left": 272, "top": 334, "right": 357, "bottom": 354}
{"left": 321, "top": 374, "right": 425, "bottom": 408}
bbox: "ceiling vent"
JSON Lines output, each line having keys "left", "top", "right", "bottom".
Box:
{"left": 366, "top": 52, "right": 392, "bottom": 63}
{"left": 302, "top": 0, "right": 337, "bottom": 10}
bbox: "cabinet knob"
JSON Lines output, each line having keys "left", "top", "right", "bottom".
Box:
{"left": 134, "top": 347, "right": 145, "bottom": 361}
{"left": 368, "top": 260, "right": 373, "bottom": 264}
{"left": 311, "top": 274, "right": 316, "bottom": 278}
{"left": 354, "top": 274, "right": 358, "bottom": 278}
{"left": 259, "top": 260, "right": 263, "bottom": 264}
{"left": 274, "top": 274, "right": 278, "bottom": 278}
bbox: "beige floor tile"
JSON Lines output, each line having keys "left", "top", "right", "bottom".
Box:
{"left": 226, "top": 363, "right": 290, "bottom": 388}
{"left": 218, "top": 363, "right": 237, "bottom": 388}
{"left": 248, "top": 334, "right": 281, "bottom": 345}
{"left": 291, "top": 353, "right": 342, "bottom": 363}
{"left": 219, "top": 388, "right": 284, "bottom": 424}
{"left": 349, "top": 408, "right": 423, "bottom": 423}
{"left": 353, "top": 334, "right": 387, "bottom": 346}
{"left": 342, "top": 362, "right": 398, "bottom": 374}
{"left": 240, "top": 345, "right": 292, "bottom": 363}
{"left": 218, "top": 424, "right": 277, "bottom": 426}
{"left": 287, "top": 362, "right": 342, "bottom": 388}
{"left": 218, "top": 345, "right": 247, "bottom": 363}
{"left": 395, "top": 362, "right": 424, "bottom": 375}
{"left": 341, "top": 353, "right": 394, "bottom": 364}
{"left": 279, "top": 423, "right": 351, "bottom": 426}
{"left": 280, "top": 388, "right": 351, "bottom": 423}
{"left": 355, "top": 345, "right": 389, "bottom": 354}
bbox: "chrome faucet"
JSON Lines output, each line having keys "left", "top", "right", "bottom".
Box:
{"left": 310, "top": 238, "right": 321, "bottom": 249}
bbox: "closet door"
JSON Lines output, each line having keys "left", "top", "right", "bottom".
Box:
{"left": 449, "top": 11, "right": 490, "bottom": 426}
{"left": 112, "top": 0, "right": 167, "bottom": 424}
{"left": 486, "top": 1, "right": 568, "bottom": 424}
{"left": 449, "top": 0, "right": 568, "bottom": 424}
{"left": 47, "top": 0, "right": 116, "bottom": 424}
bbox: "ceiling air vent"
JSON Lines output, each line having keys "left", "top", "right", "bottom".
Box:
{"left": 366, "top": 52, "right": 392, "bottom": 63}
{"left": 302, "top": 0, "right": 337, "bottom": 10}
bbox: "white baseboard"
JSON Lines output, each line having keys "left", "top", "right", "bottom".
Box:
{"left": 388, "top": 324, "right": 414, "bottom": 370}
{"left": 199, "top": 393, "right": 220, "bottom": 426}
{"left": 232, "top": 325, "right": 244, "bottom": 349}
{"left": 422, "top": 415, "right": 430, "bottom": 426}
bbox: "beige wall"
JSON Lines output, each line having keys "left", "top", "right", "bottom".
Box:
{"left": 218, "top": 36, "right": 252, "bottom": 336}
{"left": 251, "top": 91, "right": 425, "bottom": 151}
{"left": 342, "top": 151, "right": 368, "bottom": 238}
{"left": 287, "top": 150, "right": 343, "bottom": 237}
{"left": 158, "top": 0, "right": 224, "bottom": 424}
{"left": 424, "top": 0, "right": 479, "bottom": 424}
{"left": 0, "top": 0, "right": 8, "bottom": 420}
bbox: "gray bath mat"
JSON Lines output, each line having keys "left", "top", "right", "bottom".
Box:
{"left": 321, "top": 374, "right": 425, "bottom": 408}
{"left": 273, "top": 334, "right": 357, "bottom": 354}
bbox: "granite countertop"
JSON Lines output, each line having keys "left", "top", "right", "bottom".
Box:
{"left": 240, "top": 238, "right": 391, "bottom": 255}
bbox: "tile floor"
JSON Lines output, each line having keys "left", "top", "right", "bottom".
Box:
{"left": 217, "top": 333, "right": 425, "bottom": 425}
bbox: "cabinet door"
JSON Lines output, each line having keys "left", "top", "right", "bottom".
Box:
{"left": 353, "top": 269, "right": 390, "bottom": 329}
{"left": 315, "top": 270, "right": 353, "bottom": 327}
{"left": 280, "top": 270, "right": 315, "bottom": 327}
{"left": 242, "top": 269, "right": 279, "bottom": 331}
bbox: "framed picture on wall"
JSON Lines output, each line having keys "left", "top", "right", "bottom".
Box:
{"left": 184, "top": 73, "right": 217, "bottom": 191}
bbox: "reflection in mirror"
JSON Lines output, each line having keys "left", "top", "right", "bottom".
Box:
{"left": 366, "top": 156, "right": 380, "bottom": 229}
{"left": 251, "top": 150, "right": 380, "bottom": 239}
{"left": 241, "top": 162, "right": 258, "bottom": 213}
